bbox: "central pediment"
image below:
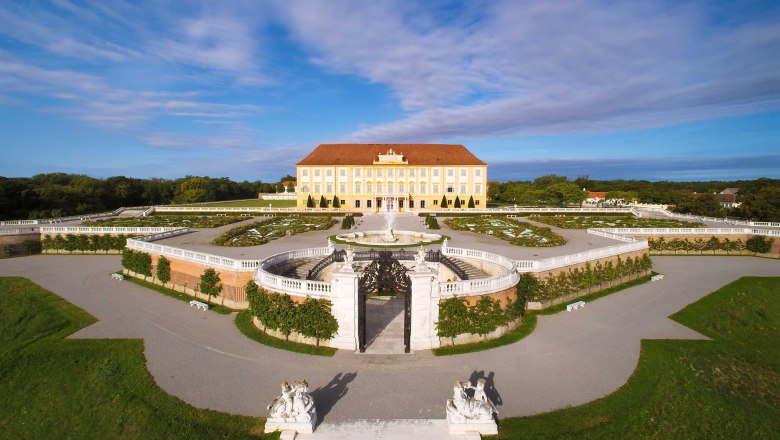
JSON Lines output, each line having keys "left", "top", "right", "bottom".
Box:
{"left": 373, "top": 149, "right": 408, "bottom": 164}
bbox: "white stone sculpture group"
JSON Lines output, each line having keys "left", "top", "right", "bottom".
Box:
{"left": 446, "top": 378, "right": 498, "bottom": 434}
{"left": 265, "top": 380, "right": 317, "bottom": 433}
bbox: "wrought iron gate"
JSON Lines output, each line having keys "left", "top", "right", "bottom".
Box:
{"left": 357, "top": 251, "right": 412, "bottom": 353}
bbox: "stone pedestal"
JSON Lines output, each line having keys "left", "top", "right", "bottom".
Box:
{"left": 408, "top": 268, "right": 441, "bottom": 350}
{"left": 329, "top": 269, "right": 359, "bottom": 350}
{"left": 264, "top": 418, "right": 316, "bottom": 434}
{"left": 446, "top": 412, "right": 498, "bottom": 435}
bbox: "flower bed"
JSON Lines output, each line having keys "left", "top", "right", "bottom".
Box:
{"left": 444, "top": 216, "right": 565, "bottom": 247}
{"left": 529, "top": 215, "right": 704, "bottom": 229}
{"left": 213, "top": 216, "right": 336, "bottom": 246}
{"left": 82, "top": 214, "right": 245, "bottom": 228}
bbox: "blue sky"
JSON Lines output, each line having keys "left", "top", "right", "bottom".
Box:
{"left": 0, "top": 0, "right": 778, "bottom": 182}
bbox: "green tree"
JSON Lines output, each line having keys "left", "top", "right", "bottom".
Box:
{"left": 295, "top": 297, "right": 338, "bottom": 346}
{"left": 453, "top": 196, "right": 461, "bottom": 209}
{"left": 199, "top": 268, "right": 222, "bottom": 304}
{"left": 738, "top": 186, "right": 780, "bottom": 221}
{"left": 332, "top": 195, "right": 340, "bottom": 208}
{"left": 745, "top": 236, "right": 773, "bottom": 254}
{"left": 306, "top": 194, "right": 314, "bottom": 208}
{"left": 440, "top": 195, "right": 448, "bottom": 209}
{"left": 156, "top": 256, "right": 171, "bottom": 287}
{"left": 319, "top": 195, "right": 327, "bottom": 208}
{"left": 467, "top": 195, "right": 475, "bottom": 209}
{"left": 436, "top": 297, "right": 469, "bottom": 344}
{"left": 21, "top": 239, "right": 40, "bottom": 256}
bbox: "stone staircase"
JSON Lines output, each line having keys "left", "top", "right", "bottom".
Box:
{"left": 272, "top": 258, "right": 320, "bottom": 279}
{"left": 448, "top": 258, "right": 490, "bottom": 279}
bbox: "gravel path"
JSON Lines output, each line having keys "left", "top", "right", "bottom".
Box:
{"left": 1, "top": 255, "right": 776, "bottom": 424}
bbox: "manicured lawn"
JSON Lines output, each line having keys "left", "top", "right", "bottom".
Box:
{"left": 83, "top": 214, "right": 246, "bottom": 228}
{"left": 529, "top": 214, "right": 704, "bottom": 229}
{"left": 213, "top": 216, "right": 336, "bottom": 246}
{"left": 445, "top": 215, "right": 566, "bottom": 247}
{"left": 186, "top": 199, "right": 297, "bottom": 208}
{"left": 497, "top": 276, "right": 780, "bottom": 439}
{"left": 0, "top": 277, "right": 272, "bottom": 439}
{"left": 235, "top": 311, "right": 337, "bottom": 356}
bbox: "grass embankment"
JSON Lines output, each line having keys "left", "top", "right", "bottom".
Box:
{"left": 185, "top": 200, "right": 297, "bottom": 208}
{"left": 433, "top": 274, "right": 654, "bottom": 356}
{"left": 123, "top": 274, "right": 234, "bottom": 315}
{"left": 0, "top": 277, "right": 272, "bottom": 439}
{"left": 496, "top": 276, "right": 780, "bottom": 439}
{"left": 235, "top": 311, "right": 337, "bottom": 356}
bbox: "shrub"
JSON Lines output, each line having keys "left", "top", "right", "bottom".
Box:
{"left": 156, "top": 256, "right": 171, "bottom": 286}
{"left": 199, "top": 268, "right": 222, "bottom": 303}
{"left": 746, "top": 236, "right": 773, "bottom": 254}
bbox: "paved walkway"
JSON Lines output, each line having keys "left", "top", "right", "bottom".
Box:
{"left": 1, "top": 254, "right": 777, "bottom": 426}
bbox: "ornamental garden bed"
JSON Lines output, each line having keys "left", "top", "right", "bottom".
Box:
{"left": 82, "top": 214, "right": 245, "bottom": 228}
{"left": 528, "top": 215, "right": 704, "bottom": 229}
{"left": 444, "top": 215, "right": 565, "bottom": 247}
{"left": 213, "top": 216, "right": 336, "bottom": 246}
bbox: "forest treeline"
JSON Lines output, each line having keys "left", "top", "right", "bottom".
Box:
{"left": 0, "top": 173, "right": 295, "bottom": 220}
{"left": 488, "top": 175, "right": 780, "bottom": 221}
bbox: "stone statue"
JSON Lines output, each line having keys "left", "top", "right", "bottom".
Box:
{"left": 342, "top": 245, "right": 355, "bottom": 271}
{"left": 445, "top": 379, "right": 498, "bottom": 434}
{"left": 265, "top": 379, "right": 318, "bottom": 433}
{"left": 441, "top": 238, "right": 448, "bottom": 254}
{"left": 414, "top": 245, "right": 428, "bottom": 272}
{"left": 327, "top": 238, "right": 334, "bottom": 254}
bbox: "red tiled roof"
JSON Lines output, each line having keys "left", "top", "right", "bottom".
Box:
{"left": 587, "top": 192, "right": 606, "bottom": 198}
{"left": 296, "top": 144, "right": 487, "bottom": 166}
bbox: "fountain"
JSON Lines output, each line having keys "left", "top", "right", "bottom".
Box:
{"left": 335, "top": 210, "right": 442, "bottom": 247}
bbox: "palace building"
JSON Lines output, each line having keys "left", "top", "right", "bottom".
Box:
{"left": 295, "top": 144, "right": 488, "bottom": 211}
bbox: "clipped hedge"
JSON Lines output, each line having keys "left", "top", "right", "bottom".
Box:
{"left": 41, "top": 234, "right": 133, "bottom": 253}
{"left": 121, "top": 249, "right": 152, "bottom": 276}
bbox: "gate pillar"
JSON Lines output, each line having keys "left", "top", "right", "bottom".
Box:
{"left": 408, "top": 267, "right": 441, "bottom": 350}
{"left": 329, "top": 268, "right": 360, "bottom": 350}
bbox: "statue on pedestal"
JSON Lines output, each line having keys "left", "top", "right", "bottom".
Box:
{"left": 265, "top": 379, "right": 317, "bottom": 433}
{"left": 414, "top": 245, "right": 428, "bottom": 272}
{"left": 342, "top": 245, "right": 355, "bottom": 272}
{"left": 441, "top": 238, "right": 448, "bottom": 254}
{"left": 445, "top": 379, "right": 498, "bottom": 434}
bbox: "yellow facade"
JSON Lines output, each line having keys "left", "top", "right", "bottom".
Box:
{"left": 296, "top": 147, "right": 487, "bottom": 211}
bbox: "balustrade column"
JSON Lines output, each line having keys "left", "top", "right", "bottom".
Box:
{"left": 329, "top": 268, "right": 359, "bottom": 350}
{"left": 408, "top": 267, "right": 441, "bottom": 350}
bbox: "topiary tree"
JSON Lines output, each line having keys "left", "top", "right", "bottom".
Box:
{"left": 199, "top": 268, "right": 222, "bottom": 305}
{"left": 440, "top": 195, "right": 448, "bottom": 209}
{"left": 319, "top": 195, "right": 327, "bottom": 208}
{"left": 306, "top": 194, "right": 314, "bottom": 208}
{"left": 295, "top": 297, "right": 338, "bottom": 346}
{"left": 156, "top": 256, "right": 171, "bottom": 287}
{"left": 467, "top": 195, "right": 475, "bottom": 209}
{"left": 746, "top": 236, "right": 772, "bottom": 254}
{"left": 454, "top": 196, "right": 461, "bottom": 209}
{"left": 332, "top": 195, "right": 340, "bottom": 208}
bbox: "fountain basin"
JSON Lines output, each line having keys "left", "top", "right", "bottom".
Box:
{"left": 335, "top": 230, "right": 443, "bottom": 247}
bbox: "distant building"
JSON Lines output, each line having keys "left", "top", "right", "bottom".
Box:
{"left": 296, "top": 144, "right": 488, "bottom": 211}
{"left": 585, "top": 191, "right": 606, "bottom": 204}
{"left": 691, "top": 189, "right": 740, "bottom": 208}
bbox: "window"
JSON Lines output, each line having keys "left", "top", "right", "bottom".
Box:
{"left": 326, "top": 184, "right": 333, "bottom": 193}
{"left": 314, "top": 184, "right": 320, "bottom": 193}
{"left": 302, "top": 169, "right": 308, "bottom": 177}
{"left": 460, "top": 184, "right": 466, "bottom": 193}
{"left": 475, "top": 184, "right": 482, "bottom": 194}
{"left": 376, "top": 169, "right": 383, "bottom": 177}
{"left": 398, "top": 183, "right": 404, "bottom": 193}
{"left": 461, "top": 168, "right": 467, "bottom": 177}
{"left": 301, "top": 185, "right": 309, "bottom": 193}
{"left": 420, "top": 200, "right": 425, "bottom": 208}
{"left": 387, "top": 183, "right": 393, "bottom": 193}
{"left": 475, "top": 200, "right": 480, "bottom": 206}
{"left": 432, "top": 184, "right": 439, "bottom": 194}
{"left": 433, "top": 169, "right": 439, "bottom": 177}
{"left": 447, "top": 186, "right": 454, "bottom": 193}
{"left": 434, "top": 199, "right": 438, "bottom": 206}
{"left": 339, "top": 168, "right": 346, "bottom": 177}
{"left": 355, "top": 168, "right": 361, "bottom": 177}
{"left": 366, "top": 169, "right": 372, "bottom": 177}
{"left": 355, "top": 200, "right": 361, "bottom": 208}
{"left": 367, "top": 200, "right": 372, "bottom": 208}
{"left": 341, "top": 199, "right": 346, "bottom": 205}
{"left": 314, "top": 169, "right": 320, "bottom": 177}
{"left": 340, "top": 184, "right": 346, "bottom": 194}
{"left": 367, "top": 183, "right": 372, "bottom": 193}
{"left": 387, "top": 169, "right": 393, "bottom": 177}
{"left": 419, "top": 183, "right": 426, "bottom": 193}
{"left": 408, "top": 183, "right": 414, "bottom": 193}
{"left": 409, "top": 200, "right": 414, "bottom": 208}
{"left": 326, "top": 169, "right": 332, "bottom": 177}
{"left": 354, "top": 183, "right": 361, "bottom": 193}
{"left": 448, "top": 199, "right": 453, "bottom": 205}
{"left": 398, "top": 169, "right": 404, "bottom": 177}
{"left": 447, "top": 169, "right": 454, "bottom": 177}
{"left": 376, "top": 183, "right": 382, "bottom": 192}
{"left": 420, "top": 168, "right": 426, "bottom": 177}
{"left": 475, "top": 168, "right": 481, "bottom": 177}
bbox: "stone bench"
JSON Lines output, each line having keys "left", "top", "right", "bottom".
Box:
{"left": 111, "top": 273, "right": 124, "bottom": 281}
{"left": 189, "top": 300, "right": 209, "bottom": 311}
{"left": 651, "top": 274, "right": 664, "bottom": 281}
{"left": 566, "top": 300, "right": 585, "bottom": 311}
